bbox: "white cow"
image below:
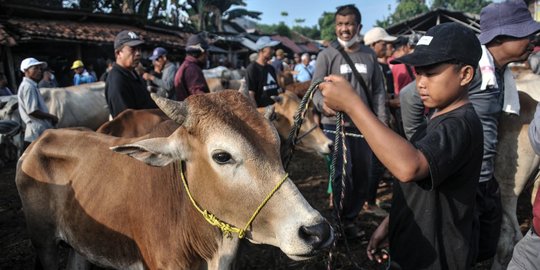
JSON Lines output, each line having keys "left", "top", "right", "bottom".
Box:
{"left": 491, "top": 70, "right": 540, "bottom": 269}
{"left": 0, "top": 82, "right": 109, "bottom": 163}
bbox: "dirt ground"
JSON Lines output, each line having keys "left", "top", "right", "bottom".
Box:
{"left": 0, "top": 151, "right": 533, "bottom": 270}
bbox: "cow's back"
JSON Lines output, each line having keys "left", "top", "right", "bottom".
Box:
{"left": 16, "top": 128, "right": 198, "bottom": 268}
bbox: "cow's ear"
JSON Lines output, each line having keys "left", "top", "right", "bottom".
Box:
{"left": 110, "top": 138, "right": 186, "bottom": 167}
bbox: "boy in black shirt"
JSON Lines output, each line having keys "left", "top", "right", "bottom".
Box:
{"left": 319, "top": 22, "right": 483, "bottom": 269}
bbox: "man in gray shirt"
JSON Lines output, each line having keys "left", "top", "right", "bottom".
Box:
{"left": 143, "top": 47, "right": 177, "bottom": 99}
{"left": 17, "top": 57, "right": 58, "bottom": 149}
{"left": 312, "top": 4, "right": 388, "bottom": 238}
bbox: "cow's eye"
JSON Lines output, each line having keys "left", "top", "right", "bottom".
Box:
{"left": 212, "top": 152, "right": 232, "bottom": 164}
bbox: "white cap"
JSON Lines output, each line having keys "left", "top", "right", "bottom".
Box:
{"left": 20, "top": 58, "right": 47, "bottom": 72}
{"left": 363, "top": 27, "right": 397, "bottom": 46}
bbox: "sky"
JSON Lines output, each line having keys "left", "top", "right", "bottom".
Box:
{"left": 241, "top": 0, "right": 397, "bottom": 35}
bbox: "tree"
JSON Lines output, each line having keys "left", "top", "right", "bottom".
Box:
{"left": 275, "top": 22, "right": 291, "bottom": 38}
{"left": 318, "top": 11, "right": 336, "bottom": 42}
{"left": 292, "top": 25, "right": 320, "bottom": 40}
{"left": 181, "top": 0, "right": 261, "bottom": 32}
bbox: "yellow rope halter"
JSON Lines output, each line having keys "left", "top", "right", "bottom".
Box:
{"left": 179, "top": 162, "right": 289, "bottom": 239}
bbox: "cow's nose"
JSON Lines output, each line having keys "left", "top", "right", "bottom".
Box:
{"left": 327, "top": 142, "right": 334, "bottom": 153}
{"left": 299, "top": 222, "right": 333, "bottom": 249}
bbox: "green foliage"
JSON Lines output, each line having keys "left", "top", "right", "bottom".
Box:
{"left": 431, "top": 0, "right": 491, "bottom": 13}
{"left": 391, "top": 0, "right": 429, "bottom": 25}
{"left": 292, "top": 25, "right": 320, "bottom": 40}
{"left": 275, "top": 22, "right": 291, "bottom": 37}
{"left": 318, "top": 11, "right": 336, "bottom": 41}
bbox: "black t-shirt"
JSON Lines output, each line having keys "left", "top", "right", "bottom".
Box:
{"left": 389, "top": 103, "right": 483, "bottom": 270}
{"left": 245, "top": 61, "right": 281, "bottom": 107}
{"left": 380, "top": 62, "right": 394, "bottom": 95}
{"left": 105, "top": 63, "right": 157, "bottom": 117}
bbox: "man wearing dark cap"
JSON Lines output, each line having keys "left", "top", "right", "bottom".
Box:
{"left": 245, "top": 36, "right": 282, "bottom": 107}
{"left": 320, "top": 22, "right": 484, "bottom": 269}
{"left": 143, "top": 47, "right": 178, "bottom": 99}
{"left": 105, "top": 30, "right": 157, "bottom": 117}
{"left": 173, "top": 33, "right": 210, "bottom": 101}
{"left": 399, "top": 1, "right": 540, "bottom": 263}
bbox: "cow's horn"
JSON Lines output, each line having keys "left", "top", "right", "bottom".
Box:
{"left": 151, "top": 93, "right": 187, "bottom": 124}
{"left": 238, "top": 78, "right": 249, "bottom": 97}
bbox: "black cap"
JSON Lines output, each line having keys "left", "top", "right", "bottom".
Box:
{"left": 114, "top": 30, "right": 144, "bottom": 50}
{"left": 390, "top": 22, "right": 481, "bottom": 68}
{"left": 185, "top": 34, "right": 209, "bottom": 52}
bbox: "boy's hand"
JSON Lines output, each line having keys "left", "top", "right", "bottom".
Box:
{"left": 366, "top": 216, "right": 390, "bottom": 264}
{"left": 318, "top": 75, "right": 361, "bottom": 114}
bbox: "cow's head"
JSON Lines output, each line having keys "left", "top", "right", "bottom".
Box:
{"left": 271, "top": 91, "right": 332, "bottom": 156}
{"left": 111, "top": 91, "right": 333, "bottom": 259}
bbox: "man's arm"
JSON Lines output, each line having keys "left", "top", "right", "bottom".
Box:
{"left": 529, "top": 103, "right": 540, "bottom": 155}
{"left": 311, "top": 51, "right": 336, "bottom": 116}
{"left": 399, "top": 81, "right": 426, "bottom": 140}
{"left": 320, "top": 75, "right": 429, "bottom": 182}
{"left": 371, "top": 60, "right": 389, "bottom": 124}
{"left": 19, "top": 85, "right": 57, "bottom": 124}
{"left": 106, "top": 73, "right": 133, "bottom": 117}
{"left": 151, "top": 63, "right": 176, "bottom": 94}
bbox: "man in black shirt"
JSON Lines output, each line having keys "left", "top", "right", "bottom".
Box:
{"left": 245, "top": 36, "right": 282, "bottom": 107}
{"left": 105, "top": 30, "right": 157, "bottom": 117}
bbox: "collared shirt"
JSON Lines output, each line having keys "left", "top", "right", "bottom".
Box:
{"left": 17, "top": 77, "right": 54, "bottom": 142}
{"left": 294, "top": 64, "right": 314, "bottom": 82}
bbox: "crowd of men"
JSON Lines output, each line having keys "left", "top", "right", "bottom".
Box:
{"left": 4, "top": 0, "right": 540, "bottom": 269}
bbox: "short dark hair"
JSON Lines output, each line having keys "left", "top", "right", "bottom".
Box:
{"left": 335, "top": 4, "right": 361, "bottom": 25}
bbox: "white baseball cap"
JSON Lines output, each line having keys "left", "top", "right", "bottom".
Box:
{"left": 363, "top": 27, "right": 397, "bottom": 46}
{"left": 20, "top": 58, "right": 47, "bottom": 72}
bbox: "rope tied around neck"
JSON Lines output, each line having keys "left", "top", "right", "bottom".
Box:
{"left": 179, "top": 162, "right": 288, "bottom": 239}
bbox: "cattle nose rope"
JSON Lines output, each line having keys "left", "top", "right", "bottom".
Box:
{"left": 282, "top": 80, "right": 364, "bottom": 269}
{"left": 179, "top": 162, "right": 288, "bottom": 239}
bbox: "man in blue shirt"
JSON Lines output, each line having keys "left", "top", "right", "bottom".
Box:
{"left": 293, "top": 53, "right": 314, "bottom": 82}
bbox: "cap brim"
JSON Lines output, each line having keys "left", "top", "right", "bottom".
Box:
{"left": 390, "top": 52, "right": 452, "bottom": 67}
{"left": 479, "top": 20, "right": 540, "bottom": 44}
{"left": 258, "top": 40, "right": 281, "bottom": 50}
{"left": 123, "top": 40, "right": 145, "bottom": 48}
{"left": 33, "top": 62, "right": 48, "bottom": 70}
{"left": 382, "top": 36, "right": 398, "bottom": 42}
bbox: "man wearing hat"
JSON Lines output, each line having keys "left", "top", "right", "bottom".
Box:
{"left": 173, "top": 33, "right": 210, "bottom": 101}
{"left": 311, "top": 4, "right": 389, "bottom": 239}
{"left": 17, "top": 57, "right": 58, "bottom": 148}
{"left": 245, "top": 36, "right": 282, "bottom": 107}
{"left": 71, "top": 60, "right": 96, "bottom": 86}
{"left": 271, "top": 48, "right": 287, "bottom": 76}
{"left": 398, "top": 0, "right": 540, "bottom": 263}
{"left": 143, "top": 47, "right": 178, "bottom": 99}
{"left": 105, "top": 30, "right": 157, "bottom": 118}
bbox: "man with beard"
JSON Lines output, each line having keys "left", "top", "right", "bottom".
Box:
{"left": 105, "top": 30, "right": 157, "bottom": 118}
{"left": 17, "top": 58, "right": 58, "bottom": 149}
{"left": 312, "top": 4, "right": 388, "bottom": 238}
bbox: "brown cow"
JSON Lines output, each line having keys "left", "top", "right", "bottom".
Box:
{"left": 96, "top": 109, "right": 170, "bottom": 137}
{"left": 16, "top": 91, "right": 333, "bottom": 270}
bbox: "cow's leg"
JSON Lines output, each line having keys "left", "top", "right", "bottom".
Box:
{"left": 29, "top": 233, "right": 59, "bottom": 270}
{"left": 492, "top": 192, "right": 521, "bottom": 270}
{"left": 66, "top": 248, "right": 91, "bottom": 270}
